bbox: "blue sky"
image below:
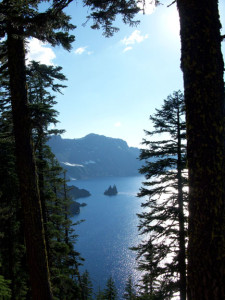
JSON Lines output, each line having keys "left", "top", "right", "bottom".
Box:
{"left": 27, "top": 1, "right": 225, "bottom": 148}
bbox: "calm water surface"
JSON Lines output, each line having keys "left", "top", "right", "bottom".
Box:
{"left": 71, "top": 176, "right": 145, "bottom": 298}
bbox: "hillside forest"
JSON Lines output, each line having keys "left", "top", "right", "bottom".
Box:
{"left": 0, "top": 1, "right": 225, "bottom": 300}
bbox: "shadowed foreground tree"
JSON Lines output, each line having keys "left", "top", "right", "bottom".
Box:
{"left": 0, "top": 52, "right": 84, "bottom": 298}
{"left": 174, "top": 1, "right": 225, "bottom": 299}
{"left": 3, "top": 2, "right": 75, "bottom": 298}
{"left": 140, "top": 1, "right": 225, "bottom": 298}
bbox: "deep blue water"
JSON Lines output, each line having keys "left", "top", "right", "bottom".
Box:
{"left": 70, "top": 176, "right": 144, "bottom": 298}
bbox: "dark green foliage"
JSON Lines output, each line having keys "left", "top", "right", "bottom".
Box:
{"left": 103, "top": 276, "right": 118, "bottom": 300}
{"left": 83, "top": 0, "right": 140, "bottom": 37}
{"left": 0, "top": 69, "right": 29, "bottom": 299}
{"left": 0, "top": 0, "right": 75, "bottom": 50}
{"left": 0, "top": 55, "right": 84, "bottom": 299}
{"left": 0, "top": 272, "right": 11, "bottom": 300}
{"left": 45, "top": 156, "right": 85, "bottom": 299}
{"left": 123, "top": 275, "right": 136, "bottom": 300}
{"left": 26, "top": 62, "right": 84, "bottom": 299}
{"left": 96, "top": 287, "right": 105, "bottom": 300}
{"left": 0, "top": 1, "right": 76, "bottom": 297}
{"left": 134, "top": 91, "right": 187, "bottom": 299}
{"left": 81, "top": 270, "right": 93, "bottom": 300}
{"left": 27, "top": 60, "right": 66, "bottom": 140}
{"left": 0, "top": 0, "right": 141, "bottom": 41}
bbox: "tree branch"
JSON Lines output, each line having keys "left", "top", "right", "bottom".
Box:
{"left": 167, "top": 0, "right": 176, "bottom": 8}
{"left": 51, "top": 0, "right": 74, "bottom": 15}
{"left": 0, "top": 62, "right": 8, "bottom": 73}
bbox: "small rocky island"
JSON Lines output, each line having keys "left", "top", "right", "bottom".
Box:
{"left": 68, "top": 185, "right": 91, "bottom": 200}
{"left": 70, "top": 201, "right": 87, "bottom": 215}
{"left": 104, "top": 185, "right": 118, "bottom": 196}
{"left": 68, "top": 185, "right": 90, "bottom": 214}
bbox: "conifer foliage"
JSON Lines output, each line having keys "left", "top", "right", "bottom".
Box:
{"left": 0, "top": 1, "right": 75, "bottom": 298}
{"left": 0, "top": 56, "right": 84, "bottom": 299}
{"left": 134, "top": 91, "right": 187, "bottom": 300}
{"left": 103, "top": 277, "right": 118, "bottom": 300}
{"left": 123, "top": 275, "right": 136, "bottom": 300}
{"left": 0, "top": 1, "right": 142, "bottom": 298}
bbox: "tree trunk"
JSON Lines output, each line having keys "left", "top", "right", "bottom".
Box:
{"left": 37, "top": 133, "right": 51, "bottom": 259}
{"left": 63, "top": 171, "right": 69, "bottom": 245}
{"left": 6, "top": 27, "right": 53, "bottom": 300}
{"left": 177, "top": 102, "right": 186, "bottom": 300}
{"left": 176, "top": 1, "right": 225, "bottom": 299}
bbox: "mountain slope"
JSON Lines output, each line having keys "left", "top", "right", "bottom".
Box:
{"left": 48, "top": 134, "right": 141, "bottom": 179}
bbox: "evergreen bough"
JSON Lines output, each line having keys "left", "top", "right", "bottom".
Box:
{"left": 133, "top": 91, "right": 188, "bottom": 300}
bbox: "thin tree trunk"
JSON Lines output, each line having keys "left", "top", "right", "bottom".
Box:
{"left": 63, "top": 171, "right": 69, "bottom": 244}
{"left": 177, "top": 1, "right": 225, "bottom": 299}
{"left": 37, "top": 133, "right": 51, "bottom": 259}
{"left": 176, "top": 102, "right": 186, "bottom": 300}
{"left": 6, "top": 27, "right": 53, "bottom": 300}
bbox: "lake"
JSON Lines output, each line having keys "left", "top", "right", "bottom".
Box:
{"left": 71, "top": 176, "right": 145, "bottom": 298}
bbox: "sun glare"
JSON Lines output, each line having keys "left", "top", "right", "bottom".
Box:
{"left": 137, "top": 0, "right": 156, "bottom": 15}
{"left": 162, "top": 6, "right": 180, "bottom": 37}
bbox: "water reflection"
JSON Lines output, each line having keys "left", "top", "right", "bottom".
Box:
{"left": 71, "top": 176, "right": 144, "bottom": 298}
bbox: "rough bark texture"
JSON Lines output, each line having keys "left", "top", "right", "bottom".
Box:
{"left": 176, "top": 0, "right": 225, "bottom": 299}
{"left": 177, "top": 104, "right": 186, "bottom": 300}
{"left": 37, "top": 135, "right": 51, "bottom": 259}
{"left": 7, "top": 27, "right": 53, "bottom": 300}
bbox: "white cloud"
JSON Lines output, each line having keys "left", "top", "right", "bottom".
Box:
{"left": 121, "top": 30, "right": 148, "bottom": 47}
{"left": 114, "top": 121, "right": 122, "bottom": 127}
{"left": 74, "top": 46, "right": 87, "bottom": 55}
{"left": 26, "top": 38, "right": 56, "bottom": 65}
{"left": 123, "top": 46, "right": 133, "bottom": 53}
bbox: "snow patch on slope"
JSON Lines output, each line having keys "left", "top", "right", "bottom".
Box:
{"left": 61, "top": 162, "right": 84, "bottom": 167}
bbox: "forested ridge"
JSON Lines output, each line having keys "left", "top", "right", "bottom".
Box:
{"left": 48, "top": 134, "right": 141, "bottom": 180}
{"left": 0, "top": 0, "right": 225, "bottom": 299}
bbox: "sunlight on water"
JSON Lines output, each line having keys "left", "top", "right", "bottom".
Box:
{"left": 71, "top": 176, "right": 145, "bottom": 298}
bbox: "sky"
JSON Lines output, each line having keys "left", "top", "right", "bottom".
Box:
{"left": 27, "top": 0, "right": 225, "bottom": 148}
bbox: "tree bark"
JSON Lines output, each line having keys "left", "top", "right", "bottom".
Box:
{"left": 6, "top": 27, "right": 53, "bottom": 300}
{"left": 177, "top": 101, "right": 186, "bottom": 300}
{"left": 37, "top": 134, "right": 51, "bottom": 260}
{"left": 176, "top": 0, "right": 225, "bottom": 299}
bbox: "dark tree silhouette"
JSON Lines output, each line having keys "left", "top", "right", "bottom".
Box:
{"left": 134, "top": 91, "right": 187, "bottom": 299}
{"left": 175, "top": 1, "right": 225, "bottom": 299}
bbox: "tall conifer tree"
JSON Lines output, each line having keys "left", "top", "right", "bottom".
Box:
{"left": 0, "top": 1, "right": 75, "bottom": 297}
{"left": 134, "top": 91, "right": 187, "bottom": 299}
{"left": 0, "top": 45, "right": 84, "bottom": 299}
{"left": 123, "top": 275, "right": 136, "bottom": 300}
{"left": 103, "top": 277, "right": 118, "bottom": 300}
{"left": 0, "top": 60, "right": 29, "bottom": 299}
{"left": 26, "top": 61, "right": 84, "bottom": 299}
{"left": 175, "top": 2, "right": 225, "bottom": 298}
